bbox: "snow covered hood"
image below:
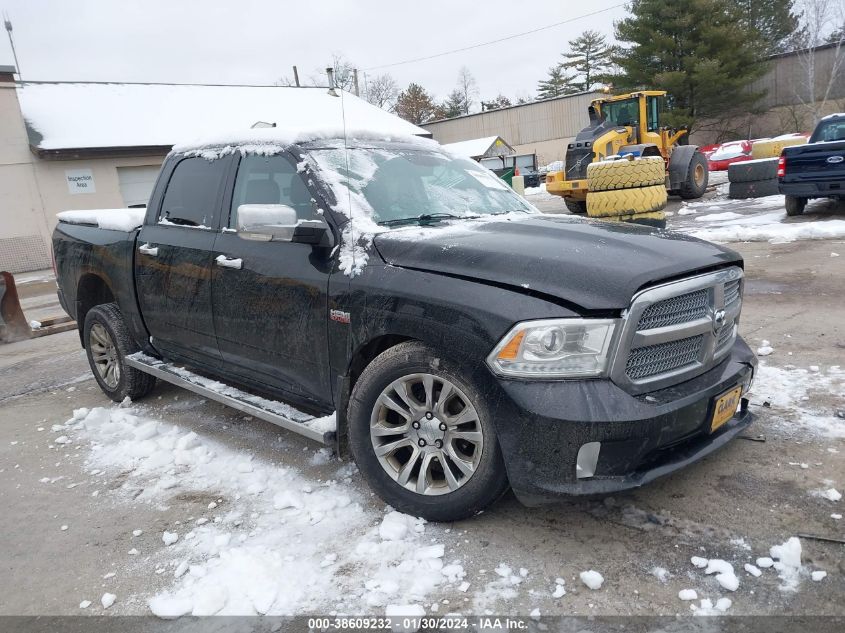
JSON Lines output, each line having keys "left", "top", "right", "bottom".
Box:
{"left": 374, "top": 215, "right": 743, "bottom": 311}
{"left": 18, "top": 82, "right": 428, "bottom": 151}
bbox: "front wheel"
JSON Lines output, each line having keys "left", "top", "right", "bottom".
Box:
{"left": 84, "top": 303, "right": 156, "bottom": 402}
{"left": 347, "top": 342, "right": 509, "bottom": 522}
{"left": 678, "top": 151, "right": 709, "bottom": 199}
{"left": 785, "top": 195, "right": 807, "bottom": 216}
{"left": 564, "top": 198, "right": 588, "bottom": 214}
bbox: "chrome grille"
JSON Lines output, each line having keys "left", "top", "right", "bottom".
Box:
{"left": 637, "top": 289, "right": 708, "bottom": 330}
{"left": 724, "top": 280, "right": 740, "bottom": 310}
{"left": 610, "top": 267, "right": 744, "bottom": 394}
{"left": 626, "top": 335, "right": 704, "bottom": 380}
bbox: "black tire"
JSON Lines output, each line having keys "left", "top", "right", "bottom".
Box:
{"left": 347, "top": 341, "right": 509, "bottom": 522}
{"left": 785, "top": 195, "right": 808, "bottom": 216}
{"left": 728, "top": 158, "right": 778, "bottom": 183}
{"left": 564, "top": 198, "right": 588, "bottom": 214}
{"left": 728, "top": 179, "right": 780, "bottom": 199}
{"left": 677, "top": 151, "right": 709, "bottom": 199}
{"left": 84, "top": 303, "right": 156, "bottom": 402}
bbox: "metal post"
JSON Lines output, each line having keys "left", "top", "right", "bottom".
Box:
{"left": 3, "top": 13, "right": 21, "bottom": 79}
{"left": 353, "top": 68, "right": 359, "bottom": 97}
{"left": 292, "top": 65, "right": 300, "bottom": 87}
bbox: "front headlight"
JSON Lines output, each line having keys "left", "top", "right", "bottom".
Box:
{"left": 486, "top": 318, "right": 618, "bottom": 378}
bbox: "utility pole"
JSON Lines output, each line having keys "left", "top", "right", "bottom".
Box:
{"left": 292, "top": 65, "right": 300, "bottom": 87}
{"left": 3, "top": 12, "right": 21, "bottom": 79}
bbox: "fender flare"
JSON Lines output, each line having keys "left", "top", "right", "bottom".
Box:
{"left": 668, "top": 145, "right": 700, "bottom": 190}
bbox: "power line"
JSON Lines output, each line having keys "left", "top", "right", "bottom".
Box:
{"left": 363, "top": 4, "right": 625, "bottom": 71}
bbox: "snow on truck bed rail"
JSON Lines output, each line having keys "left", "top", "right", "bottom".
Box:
{"left": 57, "top": 209, "right": 146, "bottom": 232}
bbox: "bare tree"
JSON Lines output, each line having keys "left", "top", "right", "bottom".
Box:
{"left": 275, "top": 75, "right": 297, "bottom": 87}
{"left": 363, "top": 73, "right": 399, "bottom": 110}
{"left": 456, "top": 67, "right": 479, "bottom": 115}
{"left": 309, "top": 54, "right": 357, "bottom": 90}
{"left": 793, "top": 0, "right": 845, "bottom": 124}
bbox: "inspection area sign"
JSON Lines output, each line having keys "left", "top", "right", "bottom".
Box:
{"left": 65, "top": 169, "right": 96, "bottom": 194}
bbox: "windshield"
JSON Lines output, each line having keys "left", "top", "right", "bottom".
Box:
{"left": 307, "top": 146, "right": 536, "bottom": 225}
{"left": 709, "top": 142, "right": 748, "bottom": 160}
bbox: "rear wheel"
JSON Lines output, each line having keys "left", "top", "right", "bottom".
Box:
{"left": 785, "top": 195, "right": 807, "bottom": 216}
{"left": 564, "top": 198, "right": 588, "bottom": 214}
{"left": 84, "top": 303, "right": 156, "bottom": 402}
{"left": 678, "top": 151, "right": 708, "bottom": 199}
{"left": 347, "top": 342, "right": 509, "bottom": 521}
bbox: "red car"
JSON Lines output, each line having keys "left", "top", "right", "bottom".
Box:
{"left": 707, "top": 140, "right": 753, "bottom": 171}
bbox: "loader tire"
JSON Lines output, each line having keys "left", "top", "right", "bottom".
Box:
{"left": 677, "top": 151, "right": 709, "bottom": 199}
{"left": 728, "top": 179, "right": 780, "bottom": 199}
{"left": 751, "top": 136, "right": 807, "bottom": 160}
{"left": 587, "top": 157, "right": 665, "bottom": 191}
{"left": 599, "top": 210, "right": 667, "bottom": 229}
{"left": 586, "top": 184, "right": 668, "bottom": 217}
{"left": 728, "top": 158, "right": 778, "bottom": 183}
{"left": 564, "top": 198, "right": 588, "bottom": 214}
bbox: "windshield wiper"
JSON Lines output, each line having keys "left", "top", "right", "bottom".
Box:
{"left": 377, "top": 213, "right": 478, "bottom": 227}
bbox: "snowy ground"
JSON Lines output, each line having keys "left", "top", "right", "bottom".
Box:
{"left": 527, "top": 170, "right": 845, "bottom": 247}
{"left": 1, "top": 241, "right": 843, "bottom": 621}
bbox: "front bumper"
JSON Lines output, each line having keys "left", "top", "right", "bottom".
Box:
{"left": 486, "top": 337, "right": 757, "bottom": 505}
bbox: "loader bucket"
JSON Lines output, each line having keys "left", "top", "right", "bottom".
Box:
{"left": 0, "top": 271, "right": 76, "bottom": 343}
{"left": 0, "top": 271, "right": 31, "bottom": 343}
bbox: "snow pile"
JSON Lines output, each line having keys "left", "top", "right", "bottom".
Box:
{"left": 678, "top": 589, "right": 698, "bottom": 601}
{"left": 769, "top": 537, "right": 804, "bottom": 592}
{"left": 579, "top": 570, "right": 604, "bottom": 590}
{"left": 703, "top": 559, "right": 739, "bottom": 592}
{"left": 57, "top": 209, "right": 146, "bottom": 232}
{"left": 523, "top": 183, "right": 554, "bottom": 199}
{"left": 813, "top": 487, "right": 842, "bottom": 502}
{"left": 57, "top": 405, "right": 466, "bottom": 617}
{"left": 750, "top": 364, "right": 845, "bottom": 438}
{"left": 695, "top": 212, "right": 744, "bottom": 222}
{"left": 756, "top": 340, "right": 774, "bottom": 356}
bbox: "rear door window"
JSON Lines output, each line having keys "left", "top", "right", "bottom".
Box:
{"left": 159, "top": 157, "right": 228, "bottom": 228}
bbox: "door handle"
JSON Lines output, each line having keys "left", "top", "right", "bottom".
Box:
{"left": 215, "top": 255, "right": 243, "bottom": 270}
{"left": 139, "top": 243, "right": 159, "bottom": 256}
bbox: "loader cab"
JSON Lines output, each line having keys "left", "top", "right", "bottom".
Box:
{"left": 597, "top": 94, "right": 666, "bottom": 144}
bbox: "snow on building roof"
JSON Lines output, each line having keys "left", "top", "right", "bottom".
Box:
{"left": 441, "top": 136, "right": 514, "bottom": 159}
{"left": 16, "top": 82, "right": 428, "bottom": 152}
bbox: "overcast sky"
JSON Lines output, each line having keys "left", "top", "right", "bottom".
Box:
{"left": 1, "top": 0, "right": 627, "bottom": 104}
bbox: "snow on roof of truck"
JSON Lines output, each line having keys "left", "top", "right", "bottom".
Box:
{"left": 17, "top": 82, "right": 429, "bottom": 152}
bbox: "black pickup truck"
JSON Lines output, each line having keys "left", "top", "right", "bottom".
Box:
{"left": 53, "top": 131, "right": 757, "bottom": 521}
{"left": 779, "top": 112, "right": 845, "bottom": 215}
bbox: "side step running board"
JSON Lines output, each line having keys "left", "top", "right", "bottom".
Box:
{"left": 126, "top": 352, "right": 335, "bottom": 445}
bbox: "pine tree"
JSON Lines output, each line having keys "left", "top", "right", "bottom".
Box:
{"left": 734, "top": 0, "right": 800, "bottom": 55}
{"left": 483, "top": 94, "right": 513, "bottom": 110}
{"left": 439, "top": 89, "right": 466, "bottom": 118}
{"left": 561, "top": 30, "right": 613, "bottom": 91}
{"left": 536, "top": 65, "right": 579, "bottom": 100}
{"left": 613, "top": 0, "right": 768, "bottom": 132}
{"left": 395, "top": 83, "right": 438, "bottom": 124}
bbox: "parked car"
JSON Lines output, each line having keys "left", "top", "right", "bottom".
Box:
{"left": 778, "top": 113, "right": 845, "bottom": 216}
{"left": 707, "top": 140, "right": 753, "bottom": 171}
{"left": 53, "top": 130, "right": 757, "bottom": 521}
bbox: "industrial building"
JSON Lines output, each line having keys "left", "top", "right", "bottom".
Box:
{"left": 0, "top": 70, "right": 424, "bottom": 273}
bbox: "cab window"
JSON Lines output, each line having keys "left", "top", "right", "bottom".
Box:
{"left": 647, "top": 96, "right": 661, "bottom": 132}
{"left": 229, "top": 154, "right": 318, "bottom": 227}
{"left": 159, "top": 157, "right": 228, "bottom": 227}
{"left": 602, "top": 98, "right": 639, "bottom": 127}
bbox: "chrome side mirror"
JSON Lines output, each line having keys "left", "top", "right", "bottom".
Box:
{"left": 235, "top": 204, "right": 333, "bottom": 247}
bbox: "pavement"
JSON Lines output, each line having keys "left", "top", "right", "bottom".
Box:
{"left": 1, "top": 196, "right": 844, "bottom": 618}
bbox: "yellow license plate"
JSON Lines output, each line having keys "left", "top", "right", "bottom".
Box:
{"left": 711, "top": 386, "right": 742, "bottom": 432}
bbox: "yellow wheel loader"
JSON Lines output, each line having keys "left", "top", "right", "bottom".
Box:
{"left": 546, "top": 91, "right": 708, "bottom": 213}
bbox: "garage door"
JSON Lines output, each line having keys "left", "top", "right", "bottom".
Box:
{"left": 117, "top": 165, "right": 162, "bottom": 207}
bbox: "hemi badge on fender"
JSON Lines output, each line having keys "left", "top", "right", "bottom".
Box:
{"left": 330, "top": 309, "right": 351, "bottom": 324}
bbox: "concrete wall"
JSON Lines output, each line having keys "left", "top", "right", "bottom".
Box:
{"left": 0, "top": 72, "right": 167, "bottom": 272}
{"left": 0, "top": 71, "right": 51, "bottom": 272}
{"left": 423, "top": 92, "right": 603, "bottom": 166}
{"left": 33, "top": 154, "right": 166, "bottom": 233}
